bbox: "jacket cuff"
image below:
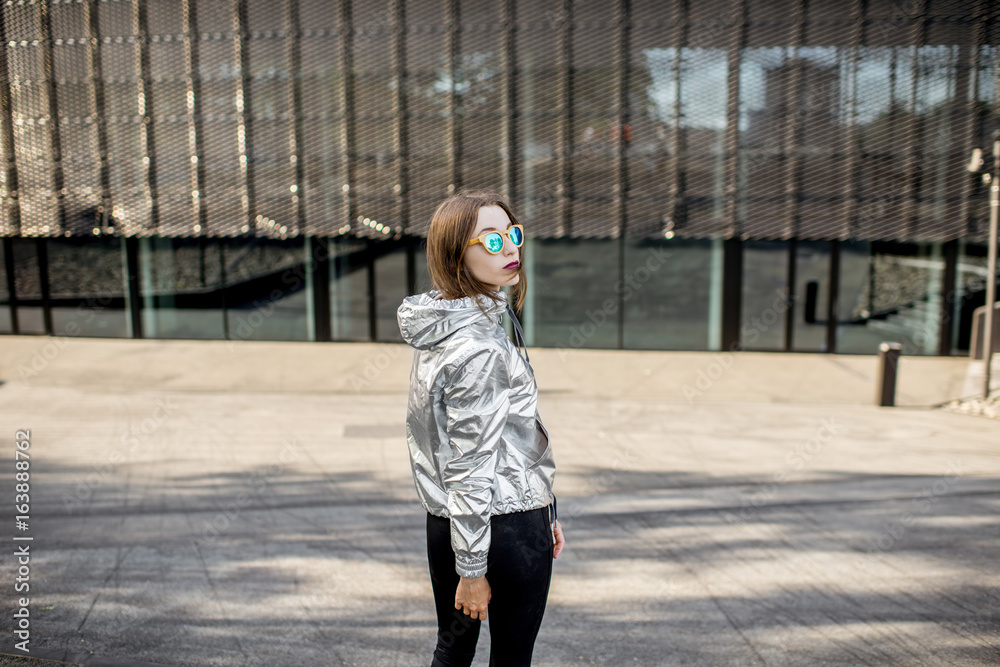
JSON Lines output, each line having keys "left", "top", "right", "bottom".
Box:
{"left": 455, "top": 554, "right": 488, "bottom": 578}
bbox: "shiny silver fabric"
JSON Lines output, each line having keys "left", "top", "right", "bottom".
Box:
{"left": 397, "top": 288, "right": 556, "bottom": 578}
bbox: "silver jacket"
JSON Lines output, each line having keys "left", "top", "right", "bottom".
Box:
{"left": 397, "top": 288, "right": 557, "bottom": 578}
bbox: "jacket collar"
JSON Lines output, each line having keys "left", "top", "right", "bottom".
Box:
{"left": 397, "top": 289, "right": 508, "bottom": 350}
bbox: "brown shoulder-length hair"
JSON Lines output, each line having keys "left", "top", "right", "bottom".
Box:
{"left": 426, "top": 189, "right": 527, "bottom": 319}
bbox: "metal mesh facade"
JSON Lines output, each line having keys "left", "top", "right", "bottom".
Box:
{"left": 0, "top": 0, "right": 997, "bottom": 242}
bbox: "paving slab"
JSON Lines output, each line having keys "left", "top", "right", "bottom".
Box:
{"left": 0, "top": 336, "right": 997, "bottom": 666}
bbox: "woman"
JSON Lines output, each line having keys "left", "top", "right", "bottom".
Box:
{"left": 397, "top": 190, "right": 566, "bottom": 667}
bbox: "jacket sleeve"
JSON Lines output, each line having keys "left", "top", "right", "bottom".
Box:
{"left": 441, "top": 347, "right": 510, "bottom": 578}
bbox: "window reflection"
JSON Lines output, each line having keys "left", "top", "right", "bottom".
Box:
{"left": 139, "top": 238, "right": 226, "bottom": 340}
{"left": 623, "top": 238, "right": 714, "bottom": 351}
{"left": 741, "top": 241, "right": 788, "bottom": 351}
{"left": 532, "top": 238, "right": 620, "bottom": 350}
{"left": 330, "top": 237, "right": 370, "bottom": 342}
{"left": 837, "top": 241, "right": 944, "bottom": 355}
{"left": 48, "top": 238, "right": 128, "bottom": 338}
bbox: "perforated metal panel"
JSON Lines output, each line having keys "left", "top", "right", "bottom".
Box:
{"left": 0, "top": 0, "right": 997, "bottom": 242}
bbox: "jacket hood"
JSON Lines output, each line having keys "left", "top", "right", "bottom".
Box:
{"left": 397, "top": 288, "right": 508, "bottom": 350}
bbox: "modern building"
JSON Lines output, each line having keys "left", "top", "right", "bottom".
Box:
{"left": 1, "top": 0, "right": 998, "bottom": 356}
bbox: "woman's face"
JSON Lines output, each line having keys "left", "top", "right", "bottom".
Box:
{"left": 463, "top": 205, "right": 521, "bottom": 292}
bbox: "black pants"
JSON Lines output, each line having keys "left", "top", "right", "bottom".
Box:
{"left": 426, "top": 504, "right": 554, "bottom": 667}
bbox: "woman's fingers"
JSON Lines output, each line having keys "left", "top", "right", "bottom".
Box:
{"left": 460, "top": 603, "right": 487, "bottom": 620}
{"left": 553, "top": 520, "right": 565, "bottom": 558}
{"left": 455, "top": 579, "right": 490, "bottom": 620}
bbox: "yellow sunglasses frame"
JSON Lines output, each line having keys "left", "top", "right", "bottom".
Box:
{"left": 466, "top": 224, "right": 525, "bottom": 255}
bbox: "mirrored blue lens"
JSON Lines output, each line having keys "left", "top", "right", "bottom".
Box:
{"left": 484, "top": 232, "right": 504, "bottom": 253}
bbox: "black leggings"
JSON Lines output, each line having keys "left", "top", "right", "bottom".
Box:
{"left": 426, "top": 504, "right": 554, "bottom": 667}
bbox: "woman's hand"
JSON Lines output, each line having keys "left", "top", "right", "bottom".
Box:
{"left": 553, "top": 519, "right": 565, "bottom": 558}
{"left": 455, "top": 575, "right": 491, "bottom": 620}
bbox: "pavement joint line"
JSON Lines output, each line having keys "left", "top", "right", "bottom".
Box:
{"left": 0, "top": 648, "right": 175, "bottom": 667}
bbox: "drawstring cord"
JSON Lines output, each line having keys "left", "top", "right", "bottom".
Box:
{"left": 505, "top": 304, "right": 530, "bottom": 366}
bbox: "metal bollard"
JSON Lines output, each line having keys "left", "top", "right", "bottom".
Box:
{"left": 875, "top": 342, "right": 902, "bottom": 407}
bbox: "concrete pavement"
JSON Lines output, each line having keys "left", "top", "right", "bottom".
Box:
{"left": 0, "top": 335, "right": 997, "bottom": 666}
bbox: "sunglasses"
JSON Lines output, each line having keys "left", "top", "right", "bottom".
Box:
{"left": 467, "top": 224, "right": 524, "bottom": 255}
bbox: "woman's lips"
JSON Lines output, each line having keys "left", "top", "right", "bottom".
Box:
{"left": 504, "top": 261, "right": 520, "bottom": 270}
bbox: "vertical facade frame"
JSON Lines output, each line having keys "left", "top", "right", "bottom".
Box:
{"left": 337, "top": 0, "right": 357, "bottom": 232}
{"left": 38, "top": 1, "right": 67, "bottom": 235}
{"left": 182, "top": 0, "right": 208, "bottom": 234}
{"left": 36, "top": 237, "right": 52, "bottom": 334}
{"left": 0, "top": 8, "right": 21, "bottom": 236}
{"left": 445, "top": 0, "right": 461, "bottom": 192}
{"left": 901, "top": 0, "right": 928, "bottom": 239}
{"left": 405, "top": 236, "right": 416, "bottom": 297}
{"left": 841, "top": 0, "right": 864, "bottom": 239}
{"left": 233, "top": 0, "right": 256, "bottom": 233}
{"left": 611, "top": 0, "right": 630, "bottom": 238}
{"left": 3, "top": 238, "right": 18, "bottom": 333}
{"left": 781, "top": 0, "right": 806, "bottom": 240}
{"left": 613, "top": 0, "right": 631, "bottom": 347}
{"left": 499, "top": 0, "right": 516, "bottom": 201}
{"left": 554, "top": 0, "right": 572, "bottom": 237}
{"left": 958, "top": 0, "right": 988, "bottom": 237}
{"left": 784, "top": 238, "right": 797, "bottom": 351}
{"left": 721, "top": 237, "right": 743, "bottom": 351}
{"left": 285, "top": 0, "right": 307, "bottom": 236}
{"left": 84, "top": 0, "right": 112, "bottom": 234}
{"left": 390, "top": 0, "right": 409, "bottom": 231}
{"left": 665, "top": 0, "right": 687, "bottom": 237}
{"left": 132, "top": 0, "right": 160, "bottom": 233}
{"left": 938, "top": 238, "right": 958, "bottom": 355}
{"left": 310, "top": 236, "right": 330, "bottom": 342}
{"left": 365, "top": 239, "right": 376, "bottom": 339}
{"left": 723, "top": 0, "right": 747, "bottom": 239}
{"left": 826, "top": 239, "right": 841, "bottom": 352}
{"left": 124, "top": 236, "right": 143, "bottom": 338}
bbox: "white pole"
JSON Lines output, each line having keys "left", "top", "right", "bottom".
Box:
{"left": 983, "top": 135, "right": 999, "bottom": 399}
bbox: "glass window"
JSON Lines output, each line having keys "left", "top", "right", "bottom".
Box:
{"left": 837, "top": 241, "right": 944, "bottom": 355}
{"left": 624, "top": 237, "right": 714, "bottom": 351}
{"left": 531, "top": 238, "right": 620, "bottom": 350}
{"left": 793, "top": 241, "right": 832, "bottom": 352}
{"left": 413, "top": 240, "right": 433, "bottom": 295}
{"left": 375, "top": 244, "right": 407, "bottom": 343}
{"left": 0, "top": 241, "right": 10, "bottom": 333}
{"left": 139, "top": 237, "right": 226, "bottom": 340}
{"left": 953, "top": 240, "right": 989, "bottom": 355}
{"left": 48, "top": 238, "right": 128, "bottom": 338}
{"left": 330, "top": 236, "right": 370, "bottom": 341}
{"left": 682, "top": 47, "right": 729, "bottom": 238}
{"left": 222, "top": 236, "right": 310, "bottom": 342}
{"left": 11, "top": 239, "right": 45, "bottom": 334}
{"left": 741, "top": 240, "right": 788, "bottom": 351}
